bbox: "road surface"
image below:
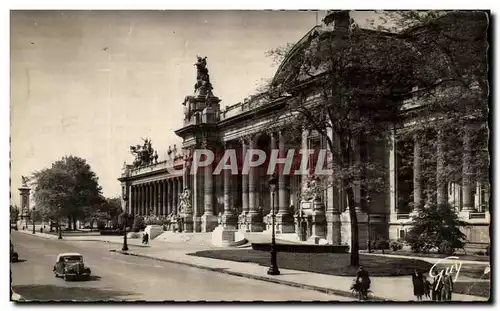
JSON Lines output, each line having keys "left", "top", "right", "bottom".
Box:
{"left": 11, "top": 231, "right": 353, "bottom": 301}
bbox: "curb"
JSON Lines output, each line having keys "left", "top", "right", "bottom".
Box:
{"left": 16, "top": 230, "right": 151, "bottom": 248}
{"left": 109, "top": 249, "right": 389, "bottom": 301}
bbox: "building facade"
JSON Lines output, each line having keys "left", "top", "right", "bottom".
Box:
{"left": 118, "top": 11, "right": 490, "bottom": 248}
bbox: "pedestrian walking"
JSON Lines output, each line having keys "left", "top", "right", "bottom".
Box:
{"left": 412, "top": 270, "right": 425, "bottom": 301}
{"left": 142, "top": 232, "right": 149, "bottom": 244}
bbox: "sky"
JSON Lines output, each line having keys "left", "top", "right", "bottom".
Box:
{"left": 10, "top": 10, "right": 379, "bottom": 205}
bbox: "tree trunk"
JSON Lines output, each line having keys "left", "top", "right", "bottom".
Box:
{"left": 346, "top": 186, "right": 360, "bottom": 267}
{"left": 67, "top": 216, "right": 72, "bottom": 231}
{"left": 73, "top": 218, "right": 77, "bottom": 231}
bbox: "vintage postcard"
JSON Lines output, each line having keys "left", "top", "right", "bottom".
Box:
{"left": 9, "top": 9, "right": 491, "bottom": 302}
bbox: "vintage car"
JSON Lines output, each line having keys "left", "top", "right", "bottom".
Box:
{"left": 10, "top": 242, "right": 18, "bottom": 262}
{"left": 53, "top": 253, "right": 91, "bottom": 281}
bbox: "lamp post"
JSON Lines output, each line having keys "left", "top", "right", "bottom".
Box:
{"left": 121, "top": 186, "right": 129, "bottom": 251}
{"left": 31, "top": 208, "right": 36, "bottom": 234}
{"left": 267, "top": 174, "right": 280, "bottom": 276}
{"left": 122, "top": 213, "right": 129, "bottom": 251}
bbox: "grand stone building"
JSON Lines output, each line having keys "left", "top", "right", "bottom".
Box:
{"left": 118, "top": 11, "right": 490, "bottom": 248}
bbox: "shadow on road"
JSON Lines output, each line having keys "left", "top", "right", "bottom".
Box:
{"left": 11, "top": 259, "right": 27, "bottom": 263}
{"left": 12, "top": 284, "right": 135, "bottom": 301}
{"left": 62, "top": 275, "right": 102, "bottom": 282}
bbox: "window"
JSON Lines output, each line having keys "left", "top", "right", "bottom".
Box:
{"left": 399, "top": 229, "right": 405, "bottom": 239}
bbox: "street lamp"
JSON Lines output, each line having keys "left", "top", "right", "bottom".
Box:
{"left": 32, "top": 208, "right": 36, "bottom": 234}
{"left": 267, "top": 174, "right": 280, "bottom": 276}
{"left": 122, "top": 212, "right": 129, "bottom": 252}
{"left": 121, "top": 186, "right": 129, "bottom": 251}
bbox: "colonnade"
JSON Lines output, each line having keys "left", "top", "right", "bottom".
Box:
{"left": 129, "top": 177, "right": 183, "bottom": 216}
{"left": 393, "top": 127, "right": 489, "bottom": 215}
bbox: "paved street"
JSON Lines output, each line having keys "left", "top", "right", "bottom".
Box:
{"left": 11, "top": 231, "right": 353, "bottom": 301}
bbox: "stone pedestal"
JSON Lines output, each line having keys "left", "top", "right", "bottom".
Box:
{"left": 308, "top": 201, "right": 327, "bottom": 243}
{"left": 308, "top": 214, "right": 326, "bottom": 243}
{"left": 193, "top": 216, "right": 201, "bottom": 232}
{"left": 183, "top": 215, "right": 194, "bottom": 233}
{"left": 246, "top": 212, "right": 264, "bottom": 232}
{"left": 201, "top": 214, "right": 217, "bottom": 232}
{"left": 340, "top": 211, "right": 369, "bottom": 249}
{"left": 221, "top": 214, "right": 238, "bottom": 230}
{"left": 238, "top": 213, "right": 248, "bottom": 232}
{"left": 275, "top": 214, "right": 295, "bottom": 234}
{"left": 211, "top": 225, "right": 247, "bottom": 247}
{"left": 326, "top": 213, "right": 342, "bottom": 245}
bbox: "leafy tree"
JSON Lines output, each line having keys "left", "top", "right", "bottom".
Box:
{"left": 132, "top": 216, "right": 145, "bottom": 233}
{"left": 405, "top": 203, "right": 469, "bottom": 254}
{"left": 262, "top": 10, "right": 488, "bottom": 266}
{"left": 10, "top": 205, "right": 20, "bottom": 223}
{"left": 100, "top": 197, "right": 123, "bottom": 222}
{"left": 31, "top": 155, "right": 102, "bottom": 230}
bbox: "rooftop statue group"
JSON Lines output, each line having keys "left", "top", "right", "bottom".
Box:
{"left": 130, "top": 138, "right": 159, "bottom": 168}
{"left": 194, "top": 56, "right": 213, "bottom": 97}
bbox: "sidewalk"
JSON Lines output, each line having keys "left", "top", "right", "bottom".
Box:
{"left": 15, "top": 229, "right": 151, "bottom": 248}
{"left": 109, "top": 244, "right": 489, "bottom": 302}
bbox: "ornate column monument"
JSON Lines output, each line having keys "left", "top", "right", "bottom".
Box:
{"left": 18, "top": 176, "right": 31, "bottom": 229}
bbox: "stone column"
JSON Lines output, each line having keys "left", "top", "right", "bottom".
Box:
{"left": 276, "top": 130, "right": 294, "bottom": 233}
{"left": 138, "top": 185, "right": 142, "bottom": 216}
{"left": 222, "top": 161, "right": 237, "bottom": 229}
{"left": 167, "top": 180, "right": 173, "bottom": 215}
{"left": 162, "top": 180, "right": 167, "bottom": 215}
{"left": 172, "top": 178, "right": 179, "bottom": 214}
{"left": 246, "top": 136, "right": 264, "bottom": 232}
{"left": 151, "top": 182, "right": 156, "bottom": 216}
{"left": 326, "top": 129, "right": 341, "bottom": 244}
{"left": 389, "top": 128, "right": 397, "bottom": 214}
{"left": 301, "top": 127, "right": 310, "bottom": 190}
{"left": 462, "top": 127, "right": 475, "bottom": 211}
{"left": 18, "top": 184, "right": 31, "bottom": 228}
{"left": 192, "top": 147, "right": 204, "bottom": 232}
{"left": 128, "top": 185, "right": 133, "bottom": 214}
{"left": 436, "top": 129, "right": 447, "bottom": 206}
{"left": 239, "top": 137, "right": 249, "bottom": 231}
{"left": 270, "top": 132, "right": 279, "bottom": 209}
{"left": 413, "top": 133, "right": 422, "bottom": 211}
{"left": 201, "top": 143, "right": 217, "bottom": 232}
{"left": 157, "top": 181, "right": 162, "bottom": 216}
{"left": 146, "top": 183, "right": 151, "bottom": 215}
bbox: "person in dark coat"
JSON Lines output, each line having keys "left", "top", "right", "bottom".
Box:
{"left": 442, "top": 271, "right": 454, "bottom": 301}
{"left": 412, "top": 270, "right": 425, "bottom": 301}
{"left": 423, "top": 276, "right": 431, "bottom": 299}
{"left": 430, "top": 275, "right": 443, "bottom": 301}
{"left": 142, "top": 232, "right": 149, "bottom": 244}
{"left": 356, "top": 266, "right": 371, "bottom": 300}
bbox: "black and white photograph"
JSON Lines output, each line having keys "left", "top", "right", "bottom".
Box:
{"left": 8, "top": 5, "right": 491, "bottom": 303}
